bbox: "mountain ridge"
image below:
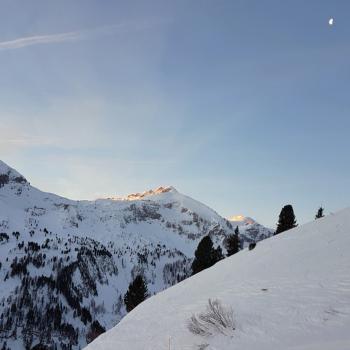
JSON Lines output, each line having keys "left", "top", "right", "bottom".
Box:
{"left": 0, "top": 160, "right": 273, "bottom": 350}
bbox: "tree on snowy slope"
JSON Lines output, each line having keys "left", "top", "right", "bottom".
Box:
{"left": 124, "top": 274, "right": 148, "bottom": 312}
{"left": 225, "top": 226, "right": 241, "bottom": 257}
{"left": 191, "top": 235, "right": 224, "bottom": 275}
{"left": 86, "top": 320, "right": 106, "bottom": 343}
{"left": 315, "top": 206, "right": 325, "bottom": 220}
{"left": 275, "top": 204, "right": 297, "bottom": 235}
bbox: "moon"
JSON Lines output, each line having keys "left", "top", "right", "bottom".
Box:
{"left": 329, "top": 18, "right": 334, "bottom": 26}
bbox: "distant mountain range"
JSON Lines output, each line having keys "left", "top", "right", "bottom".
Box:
{"left": 0, "top": 160, "right": 273, "bottom": 350}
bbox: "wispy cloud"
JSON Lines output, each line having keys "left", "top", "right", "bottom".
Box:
{"left": 0, "top": 21, "right": 157, "bottom": 50}
{"left": 0, "top": 31, "right": 82, "bottom": 50}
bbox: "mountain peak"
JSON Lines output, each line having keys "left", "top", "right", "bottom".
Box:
{"left": 228, "top": 215, "right": 256, "bottom": 225}
{"left": 124, "top": 186, "right": 177, "bottom": 200}
{"left": 0, "top": 160, "right": 27, "bottom": 186}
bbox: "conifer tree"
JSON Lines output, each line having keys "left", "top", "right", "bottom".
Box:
{"left": 191, "top": 236, "right": 222, "bottom": 275}
{"left": 86, "top": 320, "right": 106, "bottom": 343}
{"left": 124, "top": 274, "right": 148, "bottom": 312}
{"left": 234, "top": 225, "right": 239, "bottom": 235}
{"left": 315, "top": 206, "right": 325, "bottom": 220}
{"left": 225, "top": 226, "right": 240, "bottom": 257}
{"left": 275, "top": 204, "right": 297, "bottom": 235}
{"left": 212, "top": 245, "right": 224, "bottom": 263}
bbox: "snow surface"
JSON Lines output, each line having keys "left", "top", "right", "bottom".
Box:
{"left": 85, "top": 208, "right": 350, "bottom": 350}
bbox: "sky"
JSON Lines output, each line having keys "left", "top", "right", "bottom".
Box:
{"left": 0, "top": 0, "right": 349, "bottom": 227}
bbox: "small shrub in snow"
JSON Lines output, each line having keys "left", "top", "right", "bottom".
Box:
{"left": 187, "top": 299, "right": 235, "bottom": 337}
{"left": 249, "top": 242, "right": 256, "bottom": 250}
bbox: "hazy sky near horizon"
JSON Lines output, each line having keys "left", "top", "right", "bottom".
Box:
{"left": 0, "top": 0, "right": 349, "bottom": 227}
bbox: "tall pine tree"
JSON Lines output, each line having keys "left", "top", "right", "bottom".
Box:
{"left": 191, "top": 236, "right": 223, "bottom": 275}
{"left": 225, "top": 226, "right": 240, "bottom": 257}
{"left": 275, "top": 204, "right": 297, "bottom": 235}
{"left": 315, "top": 206, "right": 325, "bottom": 220}
{"left": 124, "top": 274, "right": 148, "bottom": 312}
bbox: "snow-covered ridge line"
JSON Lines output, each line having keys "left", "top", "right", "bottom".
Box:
{"left": 0, "top": 160, "right": 28, "bottom": 185}
{"left": 118, "top": 186, "right": 176, "bottom": 200}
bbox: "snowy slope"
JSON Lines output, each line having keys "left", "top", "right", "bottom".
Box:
{"left": 0, "top": 160, "right": 273, "bottom": 350}
{"left": 85, "top": 208, "right": 350, "bottom": 350}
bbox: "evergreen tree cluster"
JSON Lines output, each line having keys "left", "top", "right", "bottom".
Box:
{"left": 0, "top": 232, "right": 118, "bottom": 350}
{"left": 275, "top": 204, "right": 326, "bottom": 235}
{"left": 225, "top": 226, "right": 241, "bottom": 257}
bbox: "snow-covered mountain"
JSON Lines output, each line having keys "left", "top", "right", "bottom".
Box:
{"left": 0, "top": 160, "right": 272, "bottom": 350}
{"left": 85, "top": 208, "right": 350, "bottom": 350}
{"left": 228, "top": 214, "right": 272, "bottom": 246}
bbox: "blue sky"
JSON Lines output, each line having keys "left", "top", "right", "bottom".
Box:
{"left": 0, "top": 0, "right": 349, "bottom": 227}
